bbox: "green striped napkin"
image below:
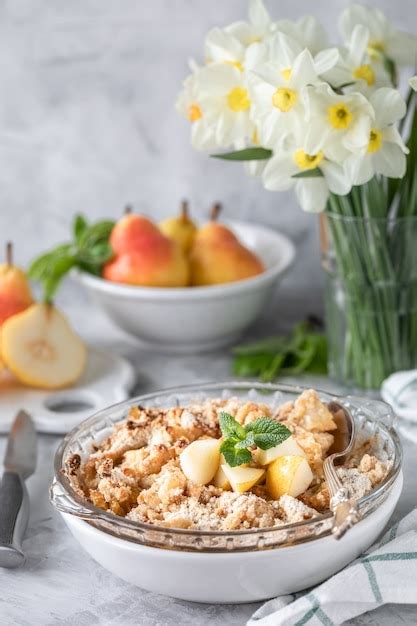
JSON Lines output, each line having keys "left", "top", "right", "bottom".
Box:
{"left": 248, "top": 509, "right": 417, "bottom": 626}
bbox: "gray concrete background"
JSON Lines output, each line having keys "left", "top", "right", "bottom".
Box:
{"left": 0, "top": 0, "right": 415, "bottom": 317}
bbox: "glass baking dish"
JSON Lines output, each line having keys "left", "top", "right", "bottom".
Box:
{"left": 50, "top": 382, "right": 402, "bottom": 553}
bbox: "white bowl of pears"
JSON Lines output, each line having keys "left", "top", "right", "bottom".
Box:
{"left": 74, "top": 203, "right": 295, "bottom": 353}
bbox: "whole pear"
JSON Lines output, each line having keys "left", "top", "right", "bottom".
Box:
{"left": 190, "top": 204, "right": 264, "bottom": 286}
{"left": 159, "top": 200, "right": 197, "bottom": 254}
{"left": 104, "top": 212, "right": 189, "bottom": 287}
{"left": 0, "top": 243, "right": 33, "bottom": 325}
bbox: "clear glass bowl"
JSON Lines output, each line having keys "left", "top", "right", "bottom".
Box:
{"left": 50, "top": 382, "right": 402, "bottom": 553}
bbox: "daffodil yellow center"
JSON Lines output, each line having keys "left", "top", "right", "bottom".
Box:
{"left": 294, "top": 149, "right": 324, "bottom": 170}
{"left": 353, "top": 64, "right": 375, "bottom": 86}
{"left": 227, "top": 87, "right": 251, "bottom": 112}
{"left": 272, "top": 87, "right": 298, "bottom": 112}
{"left": 368, "top": 128, "right": 382, "bottom": 153}
{"left": 328, "top": 103, "right": 352, "bottom": 130}
{"left": 188, "top": 103, "right": 202, "bottom": 122}
{"left": 281, "top": 68, "right": 292, "bottom": 82}
{"left": 367, "top": 40, "right": 385, "bottom": 60}
{"left": 224, "top": 60, "right": 244, "bottom": 72}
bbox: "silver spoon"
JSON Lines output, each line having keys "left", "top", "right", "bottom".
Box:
{"left": 323, "top": 402, "right": 361, "bottom": 540}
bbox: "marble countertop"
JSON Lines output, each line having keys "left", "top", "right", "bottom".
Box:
{"left": 1, "top": 293, "right": 417, "bottom": 626}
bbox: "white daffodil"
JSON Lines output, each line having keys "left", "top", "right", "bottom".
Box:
{"left": 262, "top": 121, "right": 352, "bottom": 212}
{"left": 273, "top": 16, "right": 329, "bottom": 56}
{"left": 304, "top": 83, "right": 374, "bottom": 162}
{"left": 248, "top": 39, "right": 323, "bottom": 148}
{"left": 409, "top": 76, "right": 417, "bottom": 92}
{"left": 324, "top": 24, "right": 391, "bottom": 94}
{"left": 205, "top": 27, "right": 266, "bottom": 73}
{"left": 261, "top": 30, "right": 338, "bottom": 79}
{"left": 344, "top": 88, "right": 408, "bottom": 184}
{"left": 176, "top": 71, "right": 218, "bottom": 151}
{"left": 195, "top": 63, "right": 255, "bottom": 149}
{"left": 339, "top": 4, "right": 417, "bottom": 67}
{"left": 225, "top": 0, "right": 273, "bottom": 46}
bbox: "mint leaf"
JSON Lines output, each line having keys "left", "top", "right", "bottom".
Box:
{"left": 219, "top": 412, "right": 246, "bottom": 440}
{"left": 231, "top": 321, "right": 328, "bottom": 381}
{"left": 220, "top": 439, "right": 252, "bottom": 467}
{"left": 73, "top": 214, "right": 89, "bottom": 243}
{"left": 246, "top": 418, "right": 291, "bottom": 450}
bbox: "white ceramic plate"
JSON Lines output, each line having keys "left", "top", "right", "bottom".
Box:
{"left": 0, "top": 347, "right": 135, "bottom": 434}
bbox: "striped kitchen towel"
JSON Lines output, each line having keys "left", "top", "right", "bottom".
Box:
{"left": 248, "top": 509, "right": 417, "bottom": 626}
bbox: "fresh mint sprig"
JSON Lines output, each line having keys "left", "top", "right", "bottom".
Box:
{"left": 219, "top": 412, "right": 291, "bottom": 467}
{"left": 28, "top": 214, "right": 115, "bottom": 303}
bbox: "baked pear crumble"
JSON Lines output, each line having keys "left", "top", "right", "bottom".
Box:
{"left": 65, "top": 390, "right": 391, "bottom": 531}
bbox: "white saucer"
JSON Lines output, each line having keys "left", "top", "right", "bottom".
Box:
{"left": 0, "top": 347, "right": 135, "bottom": 434}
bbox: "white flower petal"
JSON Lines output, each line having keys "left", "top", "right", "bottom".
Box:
{"left": 370, "top": 88, "right": 406, "bottom": 127}
{"left": 387, "top": 31, "right": 417, "bottom": 66}
{"left": 249, "top": 0, "right": 271, "bottom": 31}
{"left": 205, "top": 28, "right": 244, "bottom": 64}
{"left": 372, "top": 144, "right": 407, "bottom": 178}
{"left": 314, "top": 48, "right": 339, "bottom": 76}
{"left": 343, "top": 113, "right": 372, "bottom": 153}
{"left": 270, "top": 31, "right": 302, "bottom": 69}
{"left": 291, "top": 49, "right": 318, "bottom": 89}
{"left": 344, "top": 153, "right": 374, "bottom": 186}
{"left": 382, "top": 126, "right": 409, "bottom": 154}
{"left": 262, "top": 155, "right": 297, "bottom": 191}
{"left": 191, "top": 121, "right": 219, "bottom": 151}
{"left": 321, "top": 160, "right": 352, "bottom": 195}
{"left": 295, "top": 178, "right": 329, "bottom": 212}
{"left": 347, "top": 24, "right": 369, "bottom": 67}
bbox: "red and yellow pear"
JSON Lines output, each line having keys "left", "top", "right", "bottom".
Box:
{"left": 103, "top": 211, "right": 189, "bottom": 287}
{"left": 159, "top": 200, "right": 197, "bottom": 254}
{"left": 0, "top": 242, "right": 33, "bottom": 326}
{"left": 189, "top": 204, "right": 264, "bottom": 286}
{"left": 0, "top": 243, "right": 33, "bottom": 371}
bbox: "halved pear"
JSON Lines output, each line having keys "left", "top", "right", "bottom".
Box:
{"left": 254, "top": 435, "right": 306, "bottom": 466}
{"left": 1, "top": 303, "right": 87, "bottom": 389}
{"left": 180, "top": 438, "right": 221, "bottom": 485}
{"left": 221, "top": 464, "right": 265, "bottom": 494}
{"left": 266, "top": 455, "right": 313, "bottom": 499}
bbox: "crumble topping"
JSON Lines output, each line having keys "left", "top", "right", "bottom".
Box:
{"left": 66, "top": 389, "right": 392, "bottom": 531}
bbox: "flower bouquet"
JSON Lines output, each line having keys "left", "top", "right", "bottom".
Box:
{"left": 177, "top": 1, "right": 417, "bottom": 389}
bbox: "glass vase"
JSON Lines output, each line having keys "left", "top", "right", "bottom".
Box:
{"left": 321, "top": 213, "right": 417, "bottom": 390}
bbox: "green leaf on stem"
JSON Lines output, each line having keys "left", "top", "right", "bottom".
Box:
{"left": 211, "top": 147, "right": 273, "bottom": 161}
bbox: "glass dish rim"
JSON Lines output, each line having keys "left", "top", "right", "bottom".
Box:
{"left": 52, "top": 380, "right": 402, "bottom": 542}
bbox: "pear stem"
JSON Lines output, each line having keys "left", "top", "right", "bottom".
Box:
{"left": 210, "top": 202, "right": 222, "bottom": 222}
{"left": 124, "top": 205, "right": 133, "bottom": 215}
{"left": 6, "top": 241, "right": 13, "bottom": 266}
{"left": 181, "top": 199, "right": 189, "bottom": 221}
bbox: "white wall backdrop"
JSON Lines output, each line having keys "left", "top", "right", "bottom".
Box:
{"left": 0, "top": 0, "right": 415, "bottom": 315}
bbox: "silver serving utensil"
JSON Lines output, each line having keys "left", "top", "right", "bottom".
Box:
{"left": 0, "top": 410, "right": 37, "bottom": 568}
{"left": 323, "top": 402, "right": 361, "bottom": 540}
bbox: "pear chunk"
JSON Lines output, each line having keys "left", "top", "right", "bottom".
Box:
{"left": 266, "top": 456, "right": 313, "bottom": 499}
{"left": 254, "top": 435, "right": 306, "bottom": 466}
{"left": 1, "top": 303, "right": 86, "bottom": 389}
{"left": 180, "top": 438, "right": 221, "bottom": 485}
{"left": 212, "top": 455, "right": 231, "bottom": 490}
{"left": 221, "top": 465, "right": 265, "bottom": 494}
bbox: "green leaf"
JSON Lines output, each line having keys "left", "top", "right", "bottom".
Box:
{"left": 219, "top": 412, "right": 246, "bottom": 440}
{"left": 73, "top": 214, "right": 89, "bottom": 244}
{"left": 231, "top": 320, "right": 328, "bottom": 381}
{"left": 235, "top": 431, "right": 255, "bottom": 449}
{"left": 211, "top": 147, "right": 273, "bottom": 161}
{"left": 220, "top": 439, "right": 252, "bottom": 467}
{"left": 246, "top": 418, "right": 291, "bottom": 450}
{"left": 292, "top": 168, "right": 323, "bottom": 179}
